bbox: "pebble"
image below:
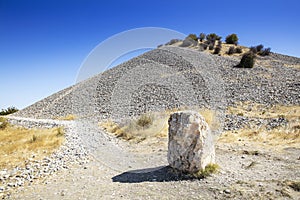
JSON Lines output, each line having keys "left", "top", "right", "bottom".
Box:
{"left": 224, "top": 189, "right": 231, "bottom": 194}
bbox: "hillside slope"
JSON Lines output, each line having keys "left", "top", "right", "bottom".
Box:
{"left": 13, "top": 46, "right": 300, "bottom": 120}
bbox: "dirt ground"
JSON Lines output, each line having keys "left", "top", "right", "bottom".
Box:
{"left": 7, "top": 133, "right": 300, "bottom": 200}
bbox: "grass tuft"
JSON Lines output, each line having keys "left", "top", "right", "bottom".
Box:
{"left": 193, "top": 163, "right": 220, "bottom": 178}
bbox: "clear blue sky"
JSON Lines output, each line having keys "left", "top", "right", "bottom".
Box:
{"left": 1, "top": 0, "right": 299, "bottom": 110}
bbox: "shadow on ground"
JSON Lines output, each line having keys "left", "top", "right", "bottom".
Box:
{"left": 112, "top": 165, "right": 194, "bottom": 183}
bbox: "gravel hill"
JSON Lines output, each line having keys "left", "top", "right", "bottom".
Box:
{"left": 12, "top": 46, "right": 300, "bottom": 120}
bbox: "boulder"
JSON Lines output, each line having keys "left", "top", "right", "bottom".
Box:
{"left": 167, "top": 111, "right": 215, "bottom": 173}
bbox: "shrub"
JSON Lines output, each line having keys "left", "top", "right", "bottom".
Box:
{"left": 186, "top": 34, "right": 198, "bottom": 41}
{"left": 165, "top": 39, "right": 181, "bottom": 45}
{"left": 258, "top": 47, "right": 271, "bottom": 56}
{"left": 208, "top": 44, "right": 214, "bottom": 50}
{"left": 180, "top": 38, "right": 197, "bottom": 47}
{"left": 236, "top": 52, "right": 256, "bottom": 68}
{"left": 256, "top": 44, "right": 264, "bottom": 52}
{"left": 206, "top": 33, "right": 221, "bottom": 43}
{"left": 213, "top": 46, "right": 221, "bottom": 54}
{"left": 249, "top": 46, "right": 258, "bottom": 54}
{"left": 235, "top": 47, "right": 243, "bottom": 53}
{"left": 199, "top": 33, "right": 206, "bottom": 42}
{"left": 0, "top": 117, "right": 9, "bottom": 130}
{"left": 199, "top": 43, "right": 208, "bottom": 51}
{"left": 0, "top": 107, "right": 19, "bottom": 115}
{"left": 136, "top": 114, "right": 153, "bottom": 128}
{"left": 227, "top": 46, "right": 235, "bottom": 55}
{"left": 225, "top": 34, "right": 239, "bottom": 44}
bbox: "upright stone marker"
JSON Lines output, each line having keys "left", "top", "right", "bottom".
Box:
{"left": 168, "top": 111, "right": 215, "bottom": 173}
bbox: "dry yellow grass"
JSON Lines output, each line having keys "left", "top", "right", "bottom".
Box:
{"left": 228, "top": 102, "right": 300, "bottom": 120}
{"left": 218, "top": 125, "right": 300, "bottom": 149}
{"left": 220, "top": 102, "right": 300, "bottom": 149}
{"left": 0, "top": 122, "right": 64, "bottom": 169}
{"left": 54, "top": 114, "right": 77, "bottom": 121}
{"left": 100, "top": 108, "right": 217, "bottom": 142}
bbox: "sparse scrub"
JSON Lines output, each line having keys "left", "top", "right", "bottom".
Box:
{"left": 136, "top": 114, "right": 153, "bottom": 128}
{"left": 200, "top": 43, "right": 208, "bottom": 50}
{"left": 180, "top": 38, "right": 197, "bottom": 47}
{"left": 0, "top": 107, "right": 19, "bottom": 115}
{"left": 0, "top": 117, "right": 9, "bottom": 129}
{"left": 235, "top": 47, "right": 242, "bottom": 53}
{"left": 225, "top": 34, "right": 239, "bottom": 44}
{"left": 213, "top": 46, "right": 221, "bottom": 54}
{"left": 227, "top": 46, "right": 235, "bottom": 55}
{"left": 208, "top": 44, "right": 214, "bottom": 50}
{"left": 199, "top": 33, "right": 206, "bottom": 42}
{"left": 258, "top": 47, "right": 271, "bottom": 56}
{"left": 0, "top": 125, "right": 65, "bottom": 169}
{"left": 250, "top": 46, "right": 258, "bottom": 54}
{"left": 236, "top": 52, "right": 256, "bottom": 68}
{"left": 165, "top": 39, "right": 181, "bottom": 45}
{"left": 186, "top": 34, "right": 198, "bottom": 41}
{"left": 100, "top": 108, "right": 217, "bottom": 142}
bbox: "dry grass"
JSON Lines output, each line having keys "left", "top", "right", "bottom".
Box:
{"left": 219, "top": 102, "right": 300, "bottom": 149}
{"left": 54, "top": 114, "right": 77, "bottom": 121}
{"left": 228, "top": 102, "right": 300, "bottom": 120}
{"left": 100, "top": 108, "right": 217, "bottom": 142}
{"left": 0, "top": 122, "right": 65, "bottom": 169}
{"left": 219, "top": 125, "right": 300, "bottom": 148}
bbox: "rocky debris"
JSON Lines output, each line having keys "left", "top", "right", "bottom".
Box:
{"left": 12, "top": 46, "right": 300, "bottom": 123}
{"left": 1, "top": 117, "right": 89, "bottom": 197}
{"left": 168, "top": 111, "right": 215, "bottom": 173}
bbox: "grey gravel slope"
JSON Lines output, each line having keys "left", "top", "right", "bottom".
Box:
{"left": 13, "top": 46, "right": 300, "bottom": 120}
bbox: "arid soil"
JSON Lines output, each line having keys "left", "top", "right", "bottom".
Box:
{"left": 6, "top": 128, "right": 300, "bottom": 200}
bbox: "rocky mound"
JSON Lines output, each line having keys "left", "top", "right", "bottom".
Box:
{"left": 13, "top": 46, "right": 300, "bottom": 120}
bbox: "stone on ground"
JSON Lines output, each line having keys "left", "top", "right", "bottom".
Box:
{"left": 167, "top": 111, "right": 215, "bottom": 173}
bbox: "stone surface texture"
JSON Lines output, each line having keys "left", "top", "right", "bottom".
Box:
{"left": 168, "top": 111, "right": 215, "bottom": 173}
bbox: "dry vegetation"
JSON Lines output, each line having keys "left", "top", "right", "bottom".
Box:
{"left": 0, "top": 118, "right": 65, "bottom": 169}
{"left": 227, "top": 101, "right": 300, "bottom": 120}
{"left": 54, "top": 114, "right": 77, "bottom": 121}
{"left": 101, "top": 102, "right": 300, "bottom": 151}
{"left": 100, "top": 108, "right": 216, "bottom": 142}
{"left": 220, "top": 102, "right": 300, "bottom": 149}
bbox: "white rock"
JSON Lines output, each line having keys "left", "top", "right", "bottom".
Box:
{"left": 167, "top": 111, "right": 215, "bottom": 173}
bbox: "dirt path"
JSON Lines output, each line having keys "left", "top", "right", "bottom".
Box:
{"left": 3, "top": 117, "right": 300, "bottom": 199}
{"left": 10, "top": 140, "right": 300, "bottom": 199}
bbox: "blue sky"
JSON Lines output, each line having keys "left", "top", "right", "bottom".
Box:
{"left": 1, "top": 0, "right": 299, "bottom": 110}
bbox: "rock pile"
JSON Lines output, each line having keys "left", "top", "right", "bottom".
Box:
{"left": 167, "top": 111, "right": 215, "bottom": 174}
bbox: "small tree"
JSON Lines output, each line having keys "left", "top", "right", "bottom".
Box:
{"left": 186, "top": 34, "right": 198, "bottom": 41}
{"left": 256, "top": 44, "right": 264, "bottom": 52}
{"left": 206, "top": 33, "right": 221, "bottom": 43}
{"left": 225, "top": 34, "right": 239, "bottom": 44}
{"left": 259, "top": 47, "right": 271, "bottom": 56}
{"left": 199, "top": 33, "right": 206, "bottom": 42}
{"left": 236, "top": 52, "right": 256, "bottom": 68}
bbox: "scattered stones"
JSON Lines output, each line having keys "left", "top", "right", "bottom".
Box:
{"left": 168, "top": 111, "right": 215, "bottom": 173}
{"left": 1, "top": 117, "right": 90, "bottom": 195}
